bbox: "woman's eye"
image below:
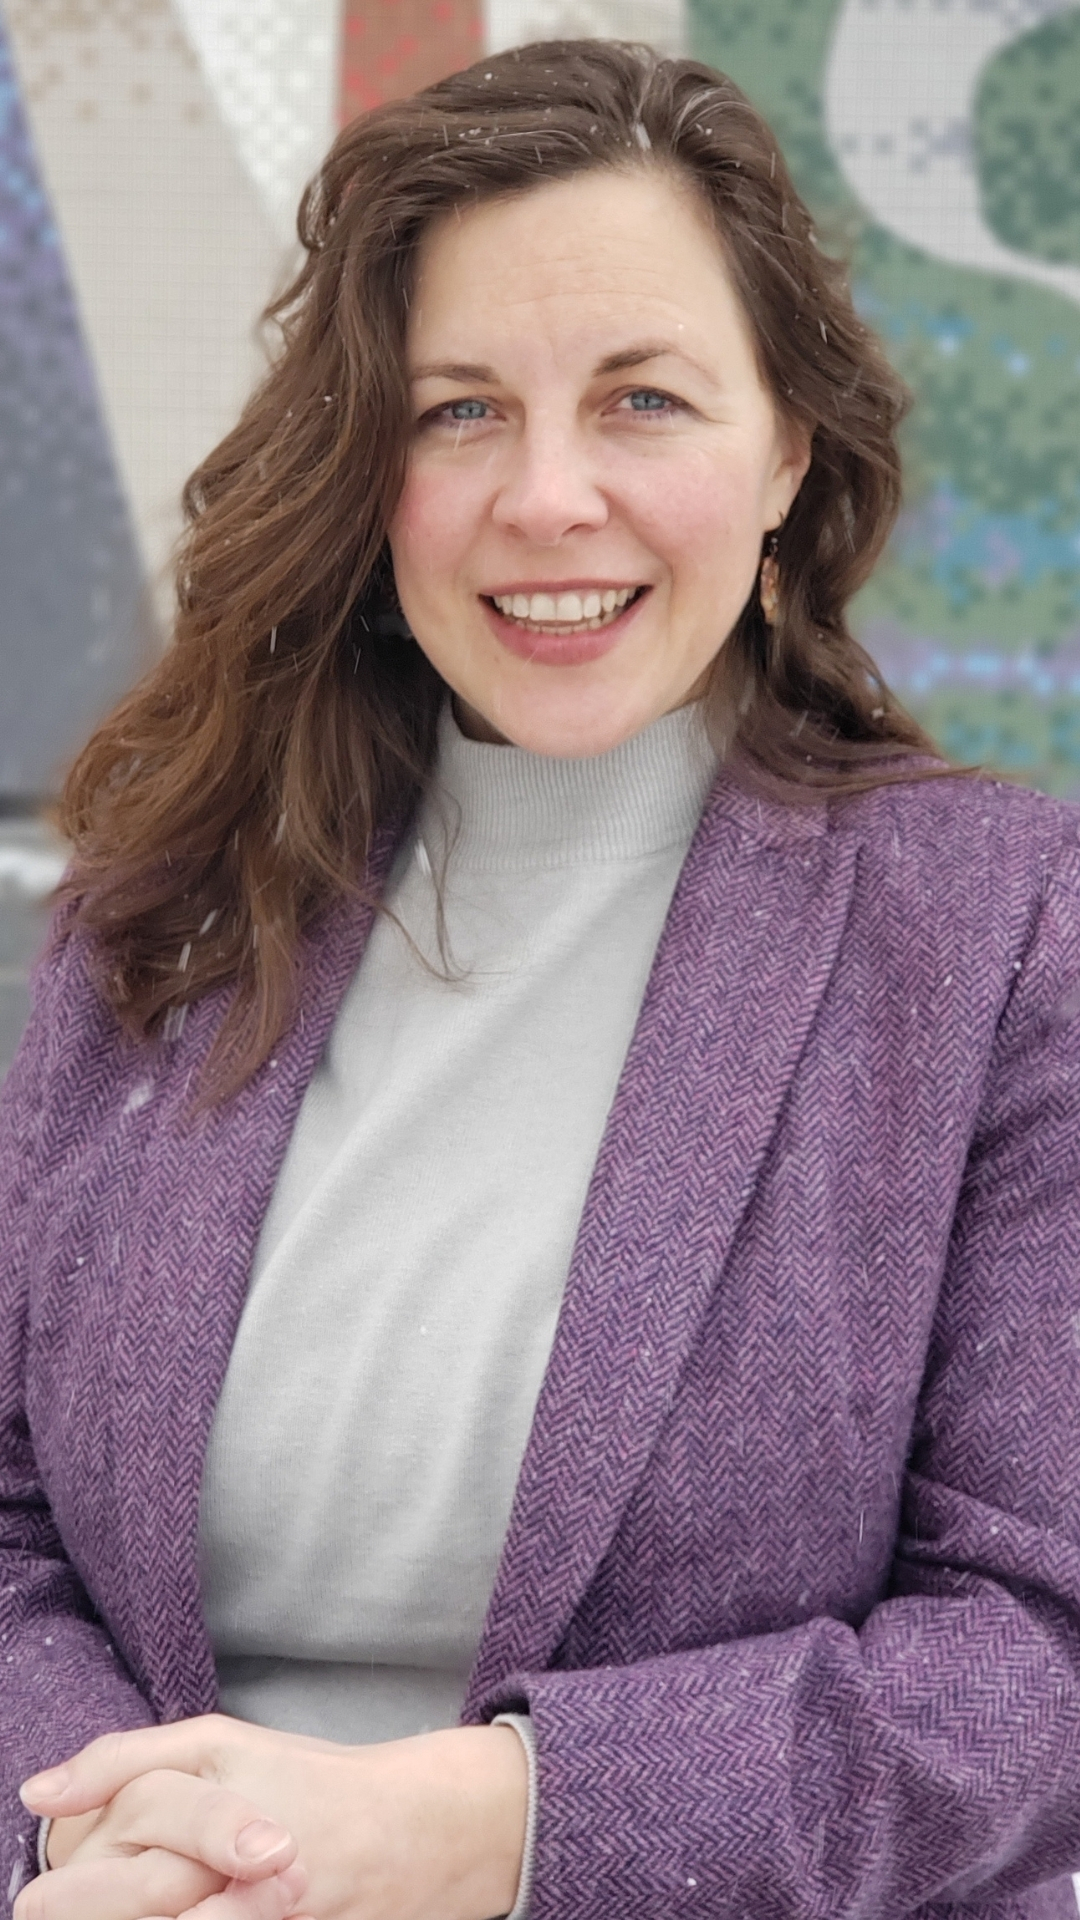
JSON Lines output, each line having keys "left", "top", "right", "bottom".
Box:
{"left": 415, "top": 396, "right": 496, "bottom": 436}
{"left": 620, "top": 388, "right": 681, "bottom": 416}
{"left": 442, "top": 398, "right": 491, "bottom": 422}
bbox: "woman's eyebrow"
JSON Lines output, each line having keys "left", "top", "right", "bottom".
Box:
{"left": 410, "top": 360, "right": 494, "bottom": 384}
{"left": 410, "top": 343, "right": 716, "bottom": 385}
{"left": 595, "top": 341, "right": 715, "bottom": 381}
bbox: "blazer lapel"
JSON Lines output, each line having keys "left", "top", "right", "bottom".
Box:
{"left": 465, "top": 780, "right": 859, "bottom": 1713}
{"left": 111, "top": 826, "right": 405, "bottom": 1719}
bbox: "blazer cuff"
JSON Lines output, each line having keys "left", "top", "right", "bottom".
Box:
{"left": 37, "top": 1817, "right": 53, "bottom": 1875}
{"left": 492, "top": 1711, "right": 537, "bottom": 1920}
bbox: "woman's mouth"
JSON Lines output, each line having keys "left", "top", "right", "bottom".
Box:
{"left": 483, "top": 584, "right": 647, "bottom": 636}
{"left": 479, "top": 584, "right": 650, "bottom": 669}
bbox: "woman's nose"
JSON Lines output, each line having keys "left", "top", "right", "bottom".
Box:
{"left": 491, "top": 423, "right": 609, "bottom": 544}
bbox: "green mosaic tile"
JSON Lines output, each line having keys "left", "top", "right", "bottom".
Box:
{"left": 917, "top": 689, "right": 1080, "bottom": 783}
{"left": 975, "top": 10, "right": 1080, "bottom": 270}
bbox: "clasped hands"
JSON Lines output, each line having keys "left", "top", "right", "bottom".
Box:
{"left": 15, "top": 1715, "right": 528, "bottom": 1920}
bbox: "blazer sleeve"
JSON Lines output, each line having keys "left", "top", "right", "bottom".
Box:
{"left": 0, "top": 927, "right": 155, "bottom": 1909}
{"left": 477, "top": 838, "right": 1080, "bottom": 1920}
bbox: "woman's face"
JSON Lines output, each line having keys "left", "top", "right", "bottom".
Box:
{"left": 388, "top": 166, "right": 810, "bottom": 755}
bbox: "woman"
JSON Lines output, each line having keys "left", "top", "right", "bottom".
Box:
{"left": 4, "top": 35, "right": 1080, "bottom": 1920}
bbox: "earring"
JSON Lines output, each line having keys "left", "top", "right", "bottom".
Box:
{"left": 760, "top": 532, "right": 780, "bottom": 626}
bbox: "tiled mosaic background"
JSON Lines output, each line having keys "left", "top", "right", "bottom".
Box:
{"left": 0, "top": 0, "right": 1078, "bottom": 822}
{"left": 697, "top": 0, "right": 1080, "bottom": 794}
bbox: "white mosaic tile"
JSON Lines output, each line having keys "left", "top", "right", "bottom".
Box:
{"left": 825, "top": 0, "right": 1080, "bottom": 310}
{"left": 172, "top": 0, "right": 342, "bottom": 242}
{"left": 4, "top": 0, "right": 287, "bottom": 612}
{"left": 485, "top": 0, "right": 685, "bottom": 59}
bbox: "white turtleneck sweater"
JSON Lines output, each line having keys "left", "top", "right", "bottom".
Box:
{"left": 198, "top": 695, "right": 718, "bottom": 1818}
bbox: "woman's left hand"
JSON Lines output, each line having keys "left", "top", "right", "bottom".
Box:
{"left": 18, "top": 1714, "right": 529, "bottom": 1920}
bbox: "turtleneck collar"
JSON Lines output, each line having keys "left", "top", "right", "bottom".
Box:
{"left": 418, "top": 697, "right": 721, "bottom": 872}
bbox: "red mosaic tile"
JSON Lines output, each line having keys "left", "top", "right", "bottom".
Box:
{"left": 339, "top": 0, "right": 483, "bottom": 118}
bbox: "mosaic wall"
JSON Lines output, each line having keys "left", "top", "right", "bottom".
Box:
{"left": 0, "top": 14, "right": 146, "bottom": 795}
{"left": 1, "top": 0, "right": 1078, "bottom": 794}
{"left": 694, "top": 0, "right": 1080, "bottom": 793}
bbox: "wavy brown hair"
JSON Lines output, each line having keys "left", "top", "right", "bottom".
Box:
{"left": 58, "top": 37, "right": 939, "bottom": 1098}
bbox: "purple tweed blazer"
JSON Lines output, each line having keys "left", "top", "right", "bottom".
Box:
{"left": 4, "top": 765, "right": 1080, "bottom": 1920}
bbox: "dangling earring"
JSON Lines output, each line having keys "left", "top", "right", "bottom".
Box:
{"left": 759, "top": 531, "right": 781, "bottom": 626}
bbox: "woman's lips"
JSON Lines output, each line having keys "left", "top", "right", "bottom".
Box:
{"left": 481, "top": 586, "right": 649, "bottom": 667}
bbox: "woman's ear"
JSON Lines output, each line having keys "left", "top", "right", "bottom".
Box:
{"left": 772, "top": 418, "right": 813, "bottom": 523}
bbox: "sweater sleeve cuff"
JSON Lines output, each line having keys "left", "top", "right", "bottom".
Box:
{"left": 492, "top": 1712, "right": 537, "bottom": 1920}
{"left": 37, "top": 1817, "right": 52, "bottom": 1875}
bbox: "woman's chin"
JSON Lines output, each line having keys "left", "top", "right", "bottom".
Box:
{"left": 460, "top": 681, "right": 686, "bottom": 760}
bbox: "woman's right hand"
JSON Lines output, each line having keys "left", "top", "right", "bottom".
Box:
{"left": 16, "top": 1803, "right": 309, "bottom": 1920}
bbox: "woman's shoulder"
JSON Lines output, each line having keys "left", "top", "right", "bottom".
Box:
{"left": 831, "top": 761, "right": 1078, "bottom": 838}
{"left": 26, "top": 899, "right": 122, "bottom": 1050}
{"left": 1, "top": 904, "right": 155, "bottom": 1168}
{"left": 830, "top": 768, "right": 1080, "bottom": 901}
{"left": 824, "top": 772, "right": 1080, "bottom": 1009}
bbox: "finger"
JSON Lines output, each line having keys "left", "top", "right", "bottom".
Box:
{"left": 12, "top": 1846, "right": 223, "bottom": 1920}
{"left": 174, "top": 1862, "right": 308, "bottom": 1920}
{"left": 21, "top": 1718, "right": 231, "bottom": 1816}
{"left": 82, "top": 1770, "right": 296, "bottom": 1882}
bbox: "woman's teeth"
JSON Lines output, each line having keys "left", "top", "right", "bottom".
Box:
{"left": 490, "top": 586, "right": 638, "bottom": 631}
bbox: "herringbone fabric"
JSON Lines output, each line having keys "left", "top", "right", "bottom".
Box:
{"left": 3, "top": 772, "right": 1080, "bottom": 1920}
